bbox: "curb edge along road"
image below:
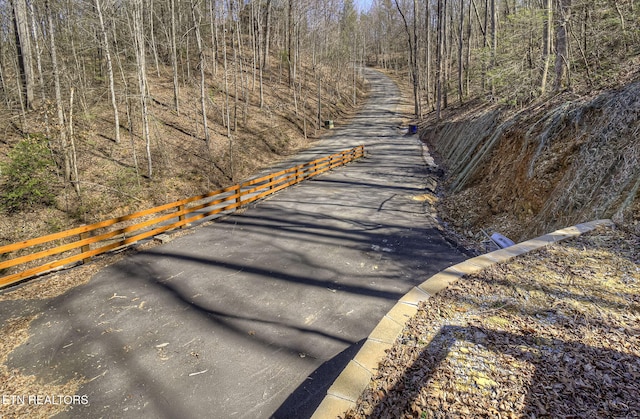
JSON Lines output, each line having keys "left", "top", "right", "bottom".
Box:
{"left": 311, "top": 219, "right": 616, "bottom": 418}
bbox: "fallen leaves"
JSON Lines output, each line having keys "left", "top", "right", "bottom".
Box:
{"left": 343, "top": 225, "right": 640, "bottom": 419}
{"left": 0, "top": 317, "right": 84, "bottom": 419}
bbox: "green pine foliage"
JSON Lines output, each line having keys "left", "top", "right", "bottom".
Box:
{"left": 1, "top": 136, "right": 57, "bottom": 213}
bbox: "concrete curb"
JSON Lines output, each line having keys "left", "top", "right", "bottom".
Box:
{"left": 310, "top": 219, "right": 615, "bottom": 418}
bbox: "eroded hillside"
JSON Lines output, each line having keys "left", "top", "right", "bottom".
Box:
{"left": 422, "top": 80, "right": 640, "bottom": 244}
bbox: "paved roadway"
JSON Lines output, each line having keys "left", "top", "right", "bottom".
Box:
{"left": 2, "top": 69, "right": 465, "bottom": 419}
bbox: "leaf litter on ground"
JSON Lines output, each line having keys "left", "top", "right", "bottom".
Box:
{"left": 343, "top": 225, "right": 639, "bottom": 419}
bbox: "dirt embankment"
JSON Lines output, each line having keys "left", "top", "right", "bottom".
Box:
{"left": 422, "top": 82, "right": 640, "bottom": 245}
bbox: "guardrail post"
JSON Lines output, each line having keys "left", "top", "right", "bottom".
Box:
{"left": 178, "top": 204, "right": 186, "bottom": 229}
{"left": 269, "top": 176, "right": 275, "bottom": 191}
{"left": 235, "top": 185, "right": 242, "bottom": 208}
{"left": 79, "top": 227, "right": 91, "bottom": 264}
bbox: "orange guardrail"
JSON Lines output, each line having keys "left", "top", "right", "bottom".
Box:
{"left": 0, "top": 145, "right": 365, "bottom": 289}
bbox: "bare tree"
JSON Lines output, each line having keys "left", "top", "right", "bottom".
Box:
{"left": 256, "top": 0, "right": 265, "bottom": 108}
{"left": 394, "top": 0, "right": 421, "bottom": 117}
{"left": 554, "top": 0, "right": 572, "bottom": 91}
{"left": 45, "top": 0, "right": 71, "bottom": 184}
{"left": 209, "top": 0, "right": 219, "bottom": 77}
{"left": 11, "top": 0, "right": 34, "bottom": 110}
{"left": 147, "top": 0, "right": 161, "bottom": 77}
{"left": 436, "top": 0, "right": 447, "bottom": 119}
{"left": 263, "top": 0, "right": 272, "bottom": 71}
{"left": 425, "top": 0, "right": 432, "bottom": 110}
{"left": 171, "top": 0, "right": 180, "bottom": 113}
{"left": 28, "top": 0, "right": 49, "bottom": 135}
{"left": 221, "top": 1, "right": 233, "bottom": 179}
{"left": 457, "top": 0, "right": 465, "bottom": 104}
{"left": 540, "top": 0, "right": 553, "bottom": 94}
{"left": 490, "top": 0, "right": 497, "bottom": 95}
{"left": 0, "top": 40, "right": 9, "bottom": 107}
{"left": 131, "top": 0, "right": 152, "bottom": 178}
{"left": 95, "top": 0, "right": 120, "bottom": 143}
{"left": 191, "top": 0, "right": 210, "bottom": 146}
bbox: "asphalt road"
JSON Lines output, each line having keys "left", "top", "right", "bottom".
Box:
{"left": 3, "top": 69, "right": 465, "bottom": 419}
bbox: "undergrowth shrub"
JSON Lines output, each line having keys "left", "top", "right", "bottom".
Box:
{"left": 1, "top": 135, "right": 57, "bottom": 213}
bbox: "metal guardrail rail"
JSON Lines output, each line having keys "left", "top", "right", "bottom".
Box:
{"left": 0, "top": 145, "right": 365, "bottom": 289}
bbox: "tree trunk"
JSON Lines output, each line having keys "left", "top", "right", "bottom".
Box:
{"left": 554, "top": 0, "right": 572, "bottom": 91}
{"left": 425, "top": 0, "right": 432, "bottom": 110}
{"left": 209, "top": 0, "right": 219, "bottom": 76}
{"left": 191, "top": 0, "right": 209, "bottom": 146}
{"left": 465, "top": 0, "right": 472, "bottom": 96}
{"left": 257, "top": 0, "right": 265, "bottom": 108}
{"left": 412, "top": 0, "right": 420, "bottom": 117}
{"left": 230, "top": 0, "right": 238, "bottom": 132}
{"left": 234, "top": 0, "right": 247, "bottom": 127}
{"left": 171, "top": 0, "right": 180, "bottom": 112}
{"left": 443, "top": 0, "right": 449, "bottom": 108}
{"left": 0, "top": 43, "right": 7, "bottom": 106}
{"left": 395, "top": 0, "right": 420, "bottom": 117}
{"left": 540, "top": 0, "right": 552, "bottom": 95}
{"left": 490, "top": 0, "right": 497, "bottom": 95}
{"left": 28, "top": 0, "right": 50, "bottom": 135}
{"left": 132, "top": 0, "right": 152, "bottom": 178}
{"left": 116, "top": 53, "right": 141, "bottom": 183}
{"left": 69, "top": 87, "right": 80, "bottom": 194}
{"left": 95, "top": 0, "right": 120, "bottom": 143}
{"left": 457, "top": 0, "right": 465, "bottom": 104}
{"left": 287, "top": 0, "right": 293, "bottom": 87}
{"left": 436, "top": 0, "right": 444, "bottom": 120}
{"left": 221, "top": 2, "right": 233, "bottom": 179}
{"left": 11, "top": 0, "right": 34, "bottom": 110}
{"left": 250, "top": 0, "right": 257, "bottom": 92}
{"left": 263, "top": 0, "right": 272, "bottom": 70}
{"left": 148, "top": 0, "right": 161, "bottom": 77}
{"left": 481, "top": 0, "right": 488, "bottom": 91}
{"left": 46, "top": 0, "right": 71, "bottom": 184}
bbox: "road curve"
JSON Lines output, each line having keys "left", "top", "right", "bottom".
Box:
{"left": 3, "top": 69, "right": 465, "bottom": 419}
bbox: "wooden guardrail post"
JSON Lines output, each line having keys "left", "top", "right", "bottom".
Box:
{"left": 79, "top": 227, "right": 91, "bottom": 264}
{"left": 235, "top": 185, "right": 242, "bottom": 207}
{"left": 178, "top": 204, "right": 186, "bottom": 229}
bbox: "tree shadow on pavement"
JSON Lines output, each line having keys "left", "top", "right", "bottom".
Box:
{"left": 272, "top": 339, "right": 366, "bottom": 419}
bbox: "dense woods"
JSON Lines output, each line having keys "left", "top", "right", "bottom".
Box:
{"left": 366, "top": 0, "right": 639, "bottom": 117}
{"left": 0, "top": 0, "right": 368, "bottom": 237}
{"left": 0, "top": 0, "right": 638, "bottom": 240}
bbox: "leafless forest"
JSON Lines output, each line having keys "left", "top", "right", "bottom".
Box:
{"left": 0, "top": 0, "right": 638, "bottom": 239}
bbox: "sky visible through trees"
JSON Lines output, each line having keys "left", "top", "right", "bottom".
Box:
{"left": 355, "top": 0, "right": 374, "bottom": 11}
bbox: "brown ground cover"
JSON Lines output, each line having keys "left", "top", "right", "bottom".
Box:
{"left": 344, "top": 225, "right": 639, "bottom": 418}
